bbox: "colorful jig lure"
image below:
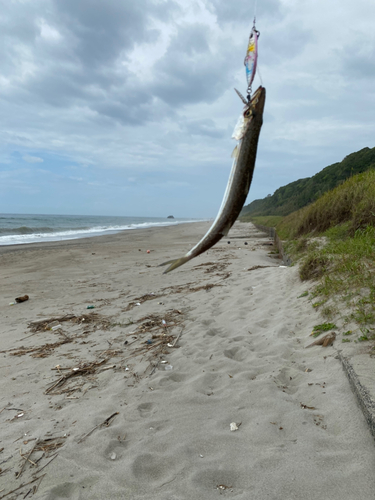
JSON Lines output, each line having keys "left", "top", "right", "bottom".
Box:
{"left": 244, "top": 25, "right": 259, "bottom": 97}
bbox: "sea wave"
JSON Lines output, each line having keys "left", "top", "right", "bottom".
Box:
{"left": 0, "top": 226, "right": 76, "bottom": 235}
{"left": 0, "top": 219, "right": 201, "bottom": 246}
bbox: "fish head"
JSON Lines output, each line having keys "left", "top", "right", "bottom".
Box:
{"left": 232, "top": 86, "right": 265, "bottom": 140}
{"left": 243, "top": 86, "right": 265, "bottom": 123}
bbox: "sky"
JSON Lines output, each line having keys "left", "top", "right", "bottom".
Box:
{"left": 1, "top": 0, "right": 374, "bottom": 218}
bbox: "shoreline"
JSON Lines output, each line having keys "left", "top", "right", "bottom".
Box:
{"left": 0, "top": 218, "right": 207, "bottom": 251}
{"left": 1, "top": 221, "right": 375, "bottom": 499}
{"left": 0, "top": 220, "right": 210, "bottom": 255}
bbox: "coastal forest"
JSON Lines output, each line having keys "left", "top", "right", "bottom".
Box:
{"left": 240, "top": 146, "right": 375, "bottom": 218}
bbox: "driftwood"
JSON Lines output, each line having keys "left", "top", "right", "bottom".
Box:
{"left": 78, "top": 412, "right": 119, "bottom": 443}
{"left": 306, "top": 332, "right": 336, "bottom": 348}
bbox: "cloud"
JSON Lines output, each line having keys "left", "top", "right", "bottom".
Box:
{"left": 0, "top": 0, "right": 375, "bottom": 217}
{"left": 23, "top": 155, "right": 44, "bottom": 163}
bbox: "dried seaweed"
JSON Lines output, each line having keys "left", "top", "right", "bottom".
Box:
{"left": 28, "top": 313, "right": 112, "bottom": 333}
{"left": 6, "top": 339, "right": 71, "bottom": 358}
{"left": 45, "top": 358, "right": 109, "bottom": 395}
{"left": 78, "top": 412, "right": 119, "bottom": 443}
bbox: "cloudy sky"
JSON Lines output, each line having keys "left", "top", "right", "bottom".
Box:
{"left": 1, "top": 0, "right": 374, "bottom": 218}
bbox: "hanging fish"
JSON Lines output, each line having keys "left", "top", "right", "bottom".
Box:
{"left": 160, "top": 86, "right": 266, "bottom": 274}
{"left": 244, "top": 26, "right": 259, "bottom": 95}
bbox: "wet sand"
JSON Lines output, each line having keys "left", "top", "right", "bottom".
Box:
{"left": 1, "top": 221, "right": 375, "bottom": 499}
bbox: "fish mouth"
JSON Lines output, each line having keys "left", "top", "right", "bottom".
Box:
{"left": 250, "top": 86, "right": 266, "bottom": 105}
{"left": 251, "top": 86, "right": 266, "bottom": 109}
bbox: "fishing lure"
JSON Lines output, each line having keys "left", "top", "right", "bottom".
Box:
{"left": 244, "top": 25, "right": 259, "bottom": 98}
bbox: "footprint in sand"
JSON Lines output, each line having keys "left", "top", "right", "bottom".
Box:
{"left": 131, "top": 453, "right": 180, "bottom": 484}
{"left": 137, "top": 402, "right": 155, "bottom": 418}
{"left": 223, "top": 346, "right": 247, "bottom": 362}
{"left": 159, "top": 372, "right": 188, "bottom": 387}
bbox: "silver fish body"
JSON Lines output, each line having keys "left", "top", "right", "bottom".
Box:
{"left": 161, "top": 86, "right": 266, "bottom": 273}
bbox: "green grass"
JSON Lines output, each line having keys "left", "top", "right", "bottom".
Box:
{"left": 240, "top": 169, "right": 375, "bottom": 334}
{"left": 311, "top": 323, "right": 336, "bottom": 337}
{"left": 269, "top": 170, "right": 375, "bottom": 332}
{"left": 239, "top": 215, "right": 284, "bottom": 227}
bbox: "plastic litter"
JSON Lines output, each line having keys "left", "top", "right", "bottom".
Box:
{"left": 48, "top": 320, "right": 60, "bottom": 329}
{"left": 147, "top": 250, "right": 150, "bottom": 254}
{"left": 146, "top": 340, "right": 153, "bottom": 345}
{"left": 9, "top": 302, "right": 15, "bottom": 306}
{"left": 164, "top": 364, "right": 173, "bottom": 371}
{"left": 230, "top": 422, "right": 239, "bottom": 431}
{"left": 87, "top": 305, "right": 95, "bottom": 309}
{"left": 51, "top": 324, "right": 62, "bottom": 331}
{"left": 135, "top": 302, "right": 141, "bottom": 306}
{"left": 110, "top": 452, "right": 117, "bottom": 460}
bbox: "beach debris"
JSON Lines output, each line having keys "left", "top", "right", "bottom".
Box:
{"left": 217, "top": 484, "right": 232, "bottom": 491}
{"left": 9, "top": 302, "right": 15, "bottom": 306}
{"left": 15, "top": 295, "right": 29, "bottom": 303}
{"left": 0, "top": 474, "right": 46, "bottom": 499}
{"left": 110, "top": 452, "right": 117, "bottom": 460}
{"left": 45, "top": 358, "right": 110, "bottom": 395}
{"left": 306, "top": 332, "right": 336, "bottom": 348}
{"left": 27, "top": 313, "right": 112, "bottom": 333}
{"left": 164, "top": 364, "right": 173, "bottom": 371}
{"left": 78, "top": 412, "right": 119, "bottom": 443}
{"left": 1, "top": 339, "right": 72, "bottom": 358}
{"left": 246, "top": 265, "right": 276, "bottom": 271}
{"left": 147, "top": 250, "right": 150, "bottom": 254}
{"left": 48, "top": 320, "right": 60, "bottom": 329}
{"left": 87, "top": 305, "right": 95, "bottom": 309}
{"left": 300, "top": 403, "right": 316, "bottom": 410}
{"left": 15, "top": 437, "right": 64, "bottom": 480}
{"left": 50, "top": 324, "right": 62, "bottom": 331}
{"left": 230, "top": 422, "right": 241, "bottom": 431}
{"left": 124, "top": 284, "right": 222, "bottom": 311}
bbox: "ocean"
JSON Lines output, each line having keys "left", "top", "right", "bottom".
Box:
{"left": 0, "top": 213, "right": 200, "bottom": 246}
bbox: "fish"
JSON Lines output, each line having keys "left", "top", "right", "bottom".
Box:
{"left": 160, "top": 85, "right": 266, "bottom": 273}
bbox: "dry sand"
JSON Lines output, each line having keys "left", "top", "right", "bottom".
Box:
{"left": 1, "top": 221, "right": 375, "bottom": 499}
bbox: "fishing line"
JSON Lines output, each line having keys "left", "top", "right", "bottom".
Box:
{"left": 256, "top": 63, "right": 264, "bottom": 87}
{"left": 253, "top": 0, "right": 258, "bottom": 25}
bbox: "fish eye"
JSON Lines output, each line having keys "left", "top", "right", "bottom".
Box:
{"left": 244, "top": 109, "right": 252, "bottom": 117}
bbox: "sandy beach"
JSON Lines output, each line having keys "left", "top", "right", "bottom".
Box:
{"left": 1, "top": 221, "right": 375, "bottom": 499}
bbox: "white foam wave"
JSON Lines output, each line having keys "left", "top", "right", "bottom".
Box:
{"left": 0, "top": 219, "right": 201, "bottom": 246}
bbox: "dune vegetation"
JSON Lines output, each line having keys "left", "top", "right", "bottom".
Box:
{"left": 242, "top": 168, "right": 375, "bottom": 340}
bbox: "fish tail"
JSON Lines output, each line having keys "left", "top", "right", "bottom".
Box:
{"left": 159, "top": 255, "right": 191, "bottom": 274}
